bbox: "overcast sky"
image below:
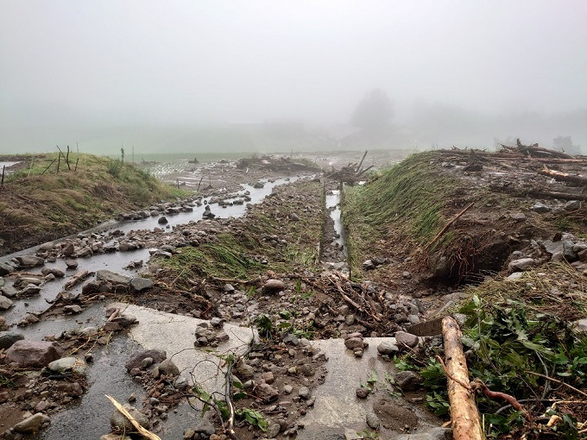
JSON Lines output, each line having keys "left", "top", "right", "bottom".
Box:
{"left": 1, "top": 0, "right": 586, "bottom": 152}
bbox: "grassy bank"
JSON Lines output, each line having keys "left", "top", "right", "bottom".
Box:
{"left": 342, "top": 151, "right": 462, "bottom": 279}
{"left": 0, "top": 152, "right": 186, "bottom": 255}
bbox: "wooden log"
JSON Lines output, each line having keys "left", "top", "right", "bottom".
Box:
{"left": 539, "top": 167, "right": 587, "bottom": 186}
{"left": 442, "top": 316, "right": 483, "bottom": 440}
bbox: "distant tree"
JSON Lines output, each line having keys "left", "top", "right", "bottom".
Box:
{"left": 351, "top": 89, "right": 394, "bottom": 132}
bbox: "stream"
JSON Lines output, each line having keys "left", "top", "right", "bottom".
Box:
{"left": 0, "top": 175, "right": 347, "bottom": 439}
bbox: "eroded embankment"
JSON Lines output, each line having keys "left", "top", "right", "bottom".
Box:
{"left": 342, "top": 149, "right": 587, "bottom": 439}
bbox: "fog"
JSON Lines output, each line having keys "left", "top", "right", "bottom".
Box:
{"left": 1, "top": 1, "right": 586, "bottom": 155}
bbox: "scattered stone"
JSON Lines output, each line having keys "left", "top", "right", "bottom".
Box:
{"left": 15, "top": 255, "right": 45, "bottom": 268}
{"left": 125, "top": 349, "right": 166, "bottom": 371}
{"left": 283, "top": 384, "right": 293, "bottom": 394}
{"left": 531, "top": 202, "right": 550, "bottom": 213}
{"left": 6, "top": 340, "right": 63, "bottom": 367}
{"left": 0, "top": 295, "right": 14, "bottom": 310}
{"left": 366, "top": 412, "right": 381, "bottom": 430}
{"left": 110, "top": 405, "right": 150, "bottom": 431}
{"left": 63, "top": 305, "right": 83, "bottom": 314}
{"left": 377, "top": 340, "right": 399, "bottom": 355}
{"left": 157, "top": 359, "right": 180, "bottom": 377}
{"left": 13, "top": 413, "right": 51, "bottom": 433}
{"left": 0, "top": 262, "right": 13, "bottom": 276}
{"left": 256, "top": 382, "right": 279, "bottom": 402}
{"left": 96, "top": 270, "right": 132, "bottom": 285}
{"left": 194, "top": 417, "right": 216, "bottom": 436}
{"left": 356, "top": 387, "right": 370, "bottom": 399}
{"left": 395, "top": 331, "right": 419, "bottom": 348}
{"left": 47, "top": 357, "right": 87, "bottom": 375}
{"left": 0, "top": 331, "right": 24, "bottom": 349}
{"left": 510, "top": 213, "right": 526, "bottom": 221}
{"left": 508, "top": 258, "right": 535, "bottom": 272}
{"left": 264, "top": 279, "right": 285, "bottom": 292}
{"left": 130, "top": 277, "right": 154, "bottom": 291}
{"left": 394, "top": 371, "right": 424, "bottom": 391}
{"left": 65, "top": 259, "right": 79, "bottom": 269}
{"left": 298, "top": 386, "right": 311, "bottom": 400}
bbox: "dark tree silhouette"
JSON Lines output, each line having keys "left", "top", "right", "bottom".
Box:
{"left": 351, "top": 89, "right": 393, "bottom": 132}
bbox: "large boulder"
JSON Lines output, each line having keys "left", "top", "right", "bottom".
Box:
{"left": 6, "top": 340, "right": 63, "bottom": 368}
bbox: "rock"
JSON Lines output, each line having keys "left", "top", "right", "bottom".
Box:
{"left": 573, "top": 318, "right": 587, "bottom": 334}
{"left": 0, "top": 262, "right": 13, "bottom": 276}
{"left": 130, "top": 277, "right": 154, "bottom": 291}
{"left": 125, "top": 349, "right": 166, "bottom": 371}
{"left": 298, "top": 386, "right": 311, "bottom": 400}
{"left": 18, "top": 284, "right": 42, "bottom": 296}
{"left": 563, "top": 240, "right": 578, "bottom": 262}
{"left": 356, "top": 387, "right": 370, "bottom": 399}
{"left": 377, "top": 340, "right": 399, "bottom": 355}
{"left": 264, "top": 279, "right": 285, "bottom": 291}
{"left": 158, "top": 359, "right": 180, "bottom": 377}
{"left": 96, "top": 270, "right": 132, "bottom": 285}
{"left": 158, "top": 216, "right": 168, "bottom": 225}
{"left": 402, "top": 271, "right": 412, "bottom": 279}
{"left": 223, "top": 283, "right": 235, "bottom": 292}
{"left": 395, "top": 331, "right": 419, "bottom": 348}
{"left": 266, "top": 420, "right": 281, "bottom": 438}
{"left": 111, "top": 314, "right": 137, "bottom": 328}
{"left": 15, "top": 255, "right": 45, "bottom": 268}
{"left": 507, "top": 272, "right": 524, "bottom": 280}
{"left": 256, "top": 382, "right": 279, "bottom": 401}
{"left": 65, "top": 259, "right": 79, "bottom": 269}
{"left": 509, "top": 213, "right": 526, "bottom": 221}
{"left": 395, "top": 371, "right": 424, "bottom": 391}
{"left": 344, "top": 337, "right": 365, "bottom": 350}
{"left": 110, "top": 405, "right": 150, "bottom": 431}
{"left": 0, "top": 295, "right": 14, "bottom": 310}
{"left": 13, "top": 413, "right": 51, "bottom": 433}
{"left": 362, "top": 260, "right": 375, "bottom": 270}
{"left": 193, "top": 417, "right": 216, "bottom": 435}
{"left": 6, "top": 340, "right": 63, "bottom": 367}
{"left": 63, "top": 305, "right": 83, "bottom": 314}
{"left": 47, "top": 357, "right": 87, "bottom": 375}
{"left": 262, "top": 371, "right": 275, "bottom": 384}
{"left": 366, "top": 412, "right": 381, "bottom": 429}
{"left": 283, "top": 384, "right": 293, "bottom": 394}
{"left": 0, "top": 331, "right": 24, "bottom": 349}
{"left": 531, "top": 202, "right": 550, "bottom": 213}
{"left": 564, "top": 200, "right": 581, "bottom": 211}
{"left": 508, "top": 258, "right": 535, "bottom": 272}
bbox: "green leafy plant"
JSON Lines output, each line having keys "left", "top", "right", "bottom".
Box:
{"left": 235, "top": 408, "right": 269, "bottom": 431}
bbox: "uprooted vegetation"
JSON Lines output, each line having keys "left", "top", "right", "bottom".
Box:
{"left": 343, "top": 148, "right": 587, "bottom": 438}
{"left": 0, "top": 152, "right": 186, "bottom": 255}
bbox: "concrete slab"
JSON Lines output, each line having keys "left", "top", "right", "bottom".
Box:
{"left": 109, "top": 303, "right": 255, "bottom": 393}
{"left": 298, "top": 337, "right": 441, "bottom": 439}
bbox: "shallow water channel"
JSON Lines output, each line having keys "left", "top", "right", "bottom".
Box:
{"left": 0, "top": 176, "right": 307, "bottom": 439}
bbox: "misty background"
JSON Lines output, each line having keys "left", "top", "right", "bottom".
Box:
{"left": 1, "top": 1, "right": 586, "bottom": 156}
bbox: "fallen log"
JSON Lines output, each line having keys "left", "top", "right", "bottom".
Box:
{"left": 539, "top": 167, "right": 587, "bottom": 186}
{"left": 441, "top": 316, "right": 483, "bottom": 440}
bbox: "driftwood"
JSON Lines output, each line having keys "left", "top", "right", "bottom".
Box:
{"left": 63, "top": 270, "right": 91, "bottom": 289}
{"left": 499, "top": 139, "right": 573, "bottom": 159}
{"left": 539, "top": 167, "right": 587, "bottom": 186}
{"left": 426, "top": 202, "right": 474, "bottom": 250}
{"left": 441, "top": 316, "right": 483, "bottom": 440}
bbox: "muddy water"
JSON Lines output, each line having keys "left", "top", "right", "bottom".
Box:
{"left": 0, "top": 176, "right": 304, "bottom": 439}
